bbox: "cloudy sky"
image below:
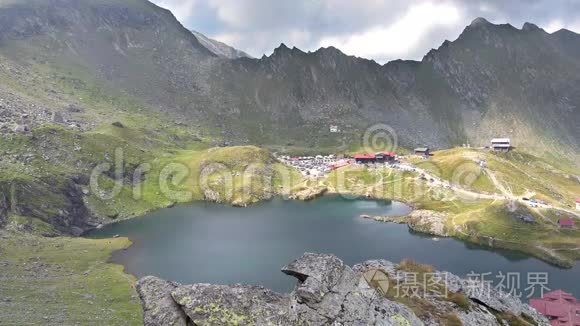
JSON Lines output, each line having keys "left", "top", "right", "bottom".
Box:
{"left": 151, "top": 0, "right": 580, "bottom": 63}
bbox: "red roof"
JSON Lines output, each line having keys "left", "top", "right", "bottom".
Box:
{"left": 576, "top": 198, "right": 580, "bottom": 203}
{"left": 354, "top": 153, "right": 375, "bottom": 159}
{"left": 382, "top": 152, "right": 396, "bottom": 157}
{"left": 530, "top": 290, "right": 580, "bottom": 325}
{"left": 559, "top": 219, "right": 575, "bottom": 227}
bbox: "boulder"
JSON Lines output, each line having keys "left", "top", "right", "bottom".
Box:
{"left": 171, "top": 283, "right": 289, "bottom": 325}
{"left": 51, "top": 111, "right": 64, "bottom": 123}
{"left": 13, "top": 124, "right": 29, "bottom": 133}
{"left": 283, "top": 253, "right": 422, "bottom": 325}
{"left": 282, "top": 253, "right": 345, "bottom": 305}
{"left": 136, "top": 276, "right": 189, "bottom": 326}
{"left": 66, "top": 104, "right": 83, "bottom": 113}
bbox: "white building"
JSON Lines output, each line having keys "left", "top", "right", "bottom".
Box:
{"left": 576, "top": 198, "right": 580, "bottom": 211}
{"left": 330, "top": 125, "right": 339, "bottom": 133}
{"left": 491, "top": 138, "right": 511, "bottom": 152}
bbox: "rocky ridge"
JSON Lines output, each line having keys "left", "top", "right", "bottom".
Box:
{"left": 136, "top": 253, "right": 548, "bottom": 325}
{"left": 191, "top": 30, "right": 253, "bottom": 60}
{"left": 0, "top": 0, "right": 578, "bottom": 156}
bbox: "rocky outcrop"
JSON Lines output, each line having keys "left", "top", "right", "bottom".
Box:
{"left": 281, "top": 253, "right": 422, "bottom": 325}
{"left": 0, "top": 176, "right": 95, "bottom": 235}
{"left": 354, "top": 260, "right": 548, "bottom": 325}
{"left": 172, "top": 284, "right": 289, "bottom": 325}
{"left": 0, "top": 187, "right": 8, "bottom": 227}
{"left": 136, "top": 253, "right": 547, "bottom": 325}
{"left": 368, "top": 210, "right": 450, "bottom": 237}
{"left": 136, "top": 276, "right": 189, "bottom": 326}
{"left": 289, "top": 186, "right": 328, "bottom": 201}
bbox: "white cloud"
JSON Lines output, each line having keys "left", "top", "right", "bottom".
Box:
{"left": 544, "top": 19, "right": 580, "bottom": 33}
{"left": 318, "top": 2, "right": 461, "bottom": 62}
{"left": 150, "top": 0, "right": 580, "bottom": 62}
{"left": 545, "top": 19, "right": 565, "bottom": 33}
{"left": 154, "top": 0, "right": 197, "bottom": 22}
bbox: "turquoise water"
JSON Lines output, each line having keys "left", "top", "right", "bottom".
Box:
{"left": 89, "top": 195, "right": 580, "bottom": 297}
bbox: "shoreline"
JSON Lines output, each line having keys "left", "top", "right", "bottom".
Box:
{"left": 364, "top": 211, "right": 577, "bottom": 269}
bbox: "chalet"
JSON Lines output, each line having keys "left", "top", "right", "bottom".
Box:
{"left": 414, "top": 147, "right": 430, "bottom": 157}
{"left": 375, "top": 152, "right": 396, "bottom": 163}
{"left": 354, "top": 153, "right": 375, "bottom": 164}
{"left": 491, "top": 138, "right": 511, "bottom": 152}
{"left": 529, "top": 290, "right": 580, "bottom": 325}
{"left": 576, "top": 198, "right": 580, "bottom": 211}
{"left": 354, "top": 152, "right": 396, "bottom": 164}
{"left": 558, "top": 218, "right": 575, "bottom": 228}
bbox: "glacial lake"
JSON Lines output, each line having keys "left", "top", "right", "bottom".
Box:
{"left": 89, "top": 195, "right": 580, "bottom": 298}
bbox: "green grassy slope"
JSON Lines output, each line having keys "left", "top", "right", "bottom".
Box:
{"left": 412, "top": 148, "right": 580, "bottom": 208}
{"left": 0, "top": 230, "right": 141, "bottom": 325}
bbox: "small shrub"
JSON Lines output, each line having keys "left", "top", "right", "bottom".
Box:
{"left": 447, "top": 292, "right": 470, "bottom": 311}
{"left": 399, "top": 259, "right": 434, "bottom": 274}
{"left": 442, "top": 313, "right": 463, "bottom": 326}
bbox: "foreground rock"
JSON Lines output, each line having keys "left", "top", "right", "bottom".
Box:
{"left": 136, "top": 276, "right": 189, "bottom": 326}
{"left": 136, "top": 253, "right": 548, "bottom": 325}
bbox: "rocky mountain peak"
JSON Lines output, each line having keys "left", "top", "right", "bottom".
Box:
{"left": 316, "top": 45, "right": 343, "bottom": 55}
{"left": 274, "top": 42, "right": 290, "bottom": 52}
{"left": 469, "top": 17, "right": 492, "bottom": 28}
{"left": 522, "top": 22, "right": 545, "bottom": 33}
{"left": 552, "top": 28, "right": 580, "bottom": 37}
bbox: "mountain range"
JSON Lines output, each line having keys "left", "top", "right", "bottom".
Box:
{"left": 0, "top": 0, "right": 578, "bottom": 160}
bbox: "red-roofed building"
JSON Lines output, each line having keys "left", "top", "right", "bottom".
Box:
{"left": 559, "top": 219, "right": 575, "bottom": 228}
{"left": 530, "top": 290, "right": 580, "bottom": 325}
{"left": 353, "top": 152, "right": 396, "bottom": 164}
{"left": 354, "top": 153, "right": 376, "bottom": 164}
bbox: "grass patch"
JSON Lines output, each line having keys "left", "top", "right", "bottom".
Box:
{"left": 411, "top": 148, "right": 496, "bottom": 193}
{"left": 0, "top": 231, "right": 141, "bottom": 325}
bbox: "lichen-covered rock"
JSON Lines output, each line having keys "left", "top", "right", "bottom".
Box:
{"left": 137, "top": 254, "right": 548, "bottom": 326}
{"left": 284, "top": 253, "right": 423, "bottom": 326}
{"left": 353, "top": 260, "right": 549, "bottom": 326}
{"left": 421, "top": 270, "right": 548, "bottom": 324}
{"left": 136, "top": 276, "right": 189, "bottom": 326}
{"left": 171, "top": 283, "right": 289, "bottom": 325}
{"left": 282, "top": 252, "right": 345, "bottom": 305}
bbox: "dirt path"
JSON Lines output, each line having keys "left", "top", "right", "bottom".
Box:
{"left": 407, "top": 163, "right": 580, "bottom": 219}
